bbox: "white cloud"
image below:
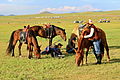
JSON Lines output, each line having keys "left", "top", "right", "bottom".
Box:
{"left": 41, "top": 5, "right": 101, "bottom": 13}
{"left": 0, "top": 4, "right": 39, "bottom": 15}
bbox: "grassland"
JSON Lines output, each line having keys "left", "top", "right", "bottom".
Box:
{"left": 0, "top": 10, "right": 120, "bottom": 80}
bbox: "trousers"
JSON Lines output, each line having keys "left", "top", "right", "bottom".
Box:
{"left": 93, "top": 39, "right": 102, "bottom": 54}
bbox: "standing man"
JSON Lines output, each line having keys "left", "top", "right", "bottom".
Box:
{"left": 81, "top": 19, "right": 103, "bottom": 64}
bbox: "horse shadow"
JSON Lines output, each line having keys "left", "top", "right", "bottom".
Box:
{"left": 104, "top": 58, "right": 120, "bottom": 64}
{"left": 109, "top": 46, "right": 120, "bottom": 49}
{"left": 82, "top": 58, "right": 120, "bottom": 67}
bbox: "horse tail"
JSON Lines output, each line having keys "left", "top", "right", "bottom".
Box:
{"left": 100, "top": 28, "right": 110, "bottom": 61}
{"left": 6, "top": 31, "right": 16, "bottom": 54}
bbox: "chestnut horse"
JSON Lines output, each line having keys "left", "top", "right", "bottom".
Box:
{"left": 30, "top": 24, "right": 67, "bottom": 46}
{"left": 75, "top": 23, "right": 110, "bottom": 66}
{"left": 6, "top": 29, "right": 41, "bottom": 59}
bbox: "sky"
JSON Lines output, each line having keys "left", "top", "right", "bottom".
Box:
{"left": 0, "top": 0, "right": 120, "bottom": 15}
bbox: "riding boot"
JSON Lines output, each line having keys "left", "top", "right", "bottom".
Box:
{"left": 96, "top": 54, "right": 102, "bottom": 64}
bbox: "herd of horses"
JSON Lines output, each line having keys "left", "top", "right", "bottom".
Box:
{"left": 6, "top": 23, "right": 110, "bottom": 66}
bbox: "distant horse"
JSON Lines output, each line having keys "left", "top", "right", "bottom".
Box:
{"left": 74, "top": 23, "right": 110, "bottom": 66}
{"left": 30, "top": 24, "right": 67, "bottom": 46}
{"left": 6, "top": 29, "right": 41, "bottom": 59}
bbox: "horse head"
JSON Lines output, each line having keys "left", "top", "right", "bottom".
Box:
{"left": 74, "top": 49, "right": 84, "bottom": 66}
{"left": 34, "top": 45, "right": 41, "bottom": 59}
{"left": 52, "top": 25, "right": 67, "bottom": 41}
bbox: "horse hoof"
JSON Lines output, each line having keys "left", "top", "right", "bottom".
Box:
{"left": 37, "top": 57, "right": 41, "bottom": 59}
{"left": 19, "top": 56, "right": 22, "bottom": 58}
{"left": 107, "top": 59, "right": 110, "bottom": 62}
{"left": 28, "top": 56, "right": 32, "bottom": 59}
{"left": 85, "top": 63, "right": 88, "bottom": 65}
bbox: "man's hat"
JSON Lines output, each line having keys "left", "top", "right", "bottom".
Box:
{"left": 88, "top": 19, "right": 93, "bottom": 24}
{"left": 58, "top": 43, "right": 63, "bottom": 46}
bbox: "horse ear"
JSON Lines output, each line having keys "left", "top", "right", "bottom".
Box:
{"left": 27, "top": 25, "right": 30, "bottom": 28}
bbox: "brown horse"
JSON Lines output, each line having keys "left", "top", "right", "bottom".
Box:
{"left": 6, "top": 29, "right": 41, "bottom": 59}
{"left": 75, "top": 23, "right": 110, "bottom": 66}
{"left": 30, "top": 24, "right": 67, "bottom": 46}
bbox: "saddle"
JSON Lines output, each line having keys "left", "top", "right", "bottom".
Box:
{"left": 45, "top": 27, "right": 54, "bottom": 38}
{"left": 20, "top": 32, "right": 27, "bottom": 43}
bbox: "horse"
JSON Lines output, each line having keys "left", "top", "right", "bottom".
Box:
{"left": 74, "top": 23, "right": 110, "bottom": 66}
{"left": 30, "top": 24, "right": 66, "bottom": 46}
{"left": 6, "top": 29, "right": 41, "bottom": 59}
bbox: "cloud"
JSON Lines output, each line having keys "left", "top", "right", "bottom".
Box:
{"left": 41, "top": 5, "right": 101, "bottom": 13}
{"left": 0, "top": 4, "right": 39, "bottom": 15}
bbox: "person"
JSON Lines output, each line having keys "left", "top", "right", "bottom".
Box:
{"left": 20, "top": 25, "right": 30, "bottom": 43}
{"left": 81, "top": 19, "right": 103, "bottom": 64}
{"left": 51, "top": 43, "right": 63, "bottom": 57}
{"left": 66, "top": 37, "right": 77, "bottom": 53}
{"left": 23, "top": 25, "right": 30, "bottom": 32}
{"left": 41, "top": 43, "right": 64, "bottom": 58}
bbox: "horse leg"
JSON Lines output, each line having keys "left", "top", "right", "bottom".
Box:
{"left": 12, "top": 40, "right": 17, "bottom": 57}
{"left": 85, "top": 48, "right": 89, "bottom": 64}
{"left": 81, "top": 50, "right": 84, "bottom": 65}
{"left": 18, "top": 42, "right": 22, "bottom": 57}
{"left": 28, "top": 45, "right": 33, "bottom": 59}
{"left": 12, "top": 47, "right": 15, "bottom": 57}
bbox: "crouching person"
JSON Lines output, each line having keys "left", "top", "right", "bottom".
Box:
{"left": 51, "top": 43, "right": 64, "bottom": 58}
{"left": 41, "top": 43, "right": 64, "bottom": 58}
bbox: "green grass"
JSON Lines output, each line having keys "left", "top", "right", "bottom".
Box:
{"left": 0, "top": 10, "right": 120, "bottom": 80}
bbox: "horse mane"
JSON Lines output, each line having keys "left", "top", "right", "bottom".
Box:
{"left": 52, "top": 25, "right": 65, "bottom": 31}
{"left": 28, "top": 29, "right": 35, "bottom": 37}
{"left": 31, "top": 25, "right": 43, "bottom": 29}
{"left": 27, "top": 29, "right": 39, "bottom": 47}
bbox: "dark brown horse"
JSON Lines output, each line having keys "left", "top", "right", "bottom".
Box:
{"left": 30, "top": 24, "right": 67, "bottom": 46}
{"left": 74, "top": 23, "right": 110, "bottom": 66}
{"left": 6, "top": 29, "right": 41, "bottom": 59}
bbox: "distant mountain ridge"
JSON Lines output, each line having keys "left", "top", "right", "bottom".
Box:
{"left": 0, "top": 15, "right": 4, "bottom": 16}
{"left": 40, "top": 11, "right": 53, "bottom": 14}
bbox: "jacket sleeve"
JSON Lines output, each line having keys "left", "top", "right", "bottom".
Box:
{"left": 84, "top": 28, "right": 94, "bottom": 38}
